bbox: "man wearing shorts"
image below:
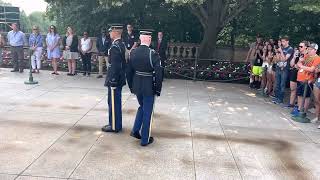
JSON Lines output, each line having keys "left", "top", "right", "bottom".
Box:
{"left": 246, "top": 35, "right": 262, "bottom": 88}
{"left": 251, "top": 43, "right": 264, "bottom": 89}
{"left": 293, "top": 43, "right": 320, "bottom": 116}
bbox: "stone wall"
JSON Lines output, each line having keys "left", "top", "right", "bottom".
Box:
{"left": 167, "top": 42, "right": 249, "bottom": 62}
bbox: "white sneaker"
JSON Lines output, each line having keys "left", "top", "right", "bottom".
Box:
{"left": 311, "top": 118, "right": 319, "bottom": 123}
{"left": 318, "top": 125, "right": 320, "bottom": 129}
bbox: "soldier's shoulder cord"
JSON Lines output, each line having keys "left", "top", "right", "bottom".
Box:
{"left": 149, "top": 48, "right": 156, "bottom": 68}
{"left": 110, "top": 42, "right": 122, "bottom": 54}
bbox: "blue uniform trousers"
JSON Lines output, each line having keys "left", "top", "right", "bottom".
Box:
{"left": 108, "top": 86, "right": 122, "bottom": 131}
{"left": 132, "top": 94, "right": 155, "bottom": 145}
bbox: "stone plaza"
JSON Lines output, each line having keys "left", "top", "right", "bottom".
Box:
{"left": 0, "top": 68, "right": 319, "bottom": 180}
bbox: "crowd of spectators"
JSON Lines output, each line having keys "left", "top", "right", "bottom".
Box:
{"left": 246, "top": 35, "right": 320, "bottom": 129}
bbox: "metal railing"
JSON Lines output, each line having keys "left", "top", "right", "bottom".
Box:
{"left": 164, "top": 57, "right": 250, "bottom": 83}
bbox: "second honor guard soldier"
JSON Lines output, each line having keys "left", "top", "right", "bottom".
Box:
{"left": 126, "top": 29, "right": 164, "bottom": 146}
{"left": 102, "top": 24, "right": 126, "bottom": 133}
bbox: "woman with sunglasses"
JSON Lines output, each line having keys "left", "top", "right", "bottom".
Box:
{"left": 79, "top": 31, "right": 93, "bottom": 76}
{"left": 46, "top": 25, "right": 61, "bottom": 75}
{"left": 29, "top": 25, "right": 43, "bottom": 73}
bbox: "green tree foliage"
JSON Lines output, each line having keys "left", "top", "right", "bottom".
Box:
{"left": 44, "top": 0, "right": 320, "bottom": 58}
{"left": 290, "top": 0, "right": 320, "bottom": 13}
{"left": 45, "top": 0, "right": 202, "bottom": 42}
{"left": 19, "top": 11, "right": 31, "bottom": 32}
{"left": 45, "top": 0, "right": 255, "bottom": 58}
{"left": 231, "top": 0, "right": 320, "bottom": 47}
{"left": 0, "top": 0, "right": 53, "bottom": 34}
{"left": 19, "top": 11, "right": 54, "bottom": 34}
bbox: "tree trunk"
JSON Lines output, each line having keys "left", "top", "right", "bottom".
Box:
{"left": 230, "top": 19, "right": 237, "bottom": 61}
{"left": 189, "top": 0, "right": 254, "bottom": 59}
{"left": 199, "top": 26, "right": 219, "bottom": 59}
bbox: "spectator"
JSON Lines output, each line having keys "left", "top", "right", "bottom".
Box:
{"left": 263, "top": 44, "right": 275, "bottom": 94}
{"left": 273, "top": 36, "right": 294, "bottom": 104}
{"left": 29, "top": 25, "right": 43, "bottom": 73}
{"left": 46, "top": 25, "right": 60, "bottom": 75}
{"left": 251, "top": 43, "right": 264, "bottom": 89}
{"left": 313, "top": 59, "right": 320, "bottom": 129}
{"left": 264, "top": 41, "right": 270, "bottom": 48}
{"left": 7, "top": 23, "right": 26, "bottom": 73}
{"left": 96, "top": 27, "right": 111, "bottom": 78}
{"left": 292, "top": 43, "right": 320, "bottom": 118}
{"left": 286, "top": 41, "right": 309, "bottom": 108}
{"left": 246, "top": 35, "right": 262, "bottom": 88}
{"left": 269, "top": 38, "right": 275, "bottom": 46}
{"left": 80, "top": 31, "right": 93, "bottom": 76}
{"left": 62, "top": 26, "right": 79, "bottom": 76}
{"left": 155, "top": 31, "right": 167, "bottom": 68}
{"left": 0, "top": 29, "right": 5, "bottom": 66}
{"left": 46, "top": 25, "right": 61, "bottom": 75}
{"left": 123, "top": 23, "right": 138, "bottom": 60}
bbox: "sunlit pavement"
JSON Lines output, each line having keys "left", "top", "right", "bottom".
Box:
{"left": 0, "top": 68, "right": 319, "bottom": 180}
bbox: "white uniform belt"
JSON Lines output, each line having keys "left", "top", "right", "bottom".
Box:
{"left": 135, "top": 71, "right": 153, "bottom": 77}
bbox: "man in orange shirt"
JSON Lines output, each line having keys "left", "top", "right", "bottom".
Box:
{"left": 293, "top": 43, "right": 320, "bottom": 116}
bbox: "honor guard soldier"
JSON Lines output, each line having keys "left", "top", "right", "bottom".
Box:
{"left": 126, "top": 29, "right": 164, "bottom": 146}
{"left": 102, "top": 24, "right": 126, "bottom": 133}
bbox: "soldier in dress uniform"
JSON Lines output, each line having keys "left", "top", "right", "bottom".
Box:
{"left": 102, "top": 24, "right": 126, "bottom": 133}
{"left": 126, "top": 29, "right": 164, "bottom": 146}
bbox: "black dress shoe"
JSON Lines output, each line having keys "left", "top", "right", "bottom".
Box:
{"left": 67, "top": 73, "right": 72, "bottom": 76}
{"left": 83, "top": 72, "right": 87, "bottom": 76}
{"left": 19, "top": 69, "right": 24, "bottom": 73}
{"left": 97, "top": 75, "right": 103, "bottom": 78}
{"left": 101, "top": 125, "right": 120, "bottom": 133}
{"left": 11, "top": 69, "right": 18, "bottom": 72}
{"left": 141, "top": 137, "right": 154, "bottom": 146}
{"left": 130, "top": 131, "right": 141, "bottom": 139}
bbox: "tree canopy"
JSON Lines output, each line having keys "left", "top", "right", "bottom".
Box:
{"left": 43, "top": 0, "right": 320, "bottom": 58}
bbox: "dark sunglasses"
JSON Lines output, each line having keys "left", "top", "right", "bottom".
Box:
{"left": 299, "top": 46, "right": 304, "bottom": 48}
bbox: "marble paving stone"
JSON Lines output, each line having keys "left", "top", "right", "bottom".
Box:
{"left": 1, "top": 69, "right": 320, "bottom": 180}
{"left": 301, "top": 131, "right": 320, "bottom": 144}
{"left": 217, "top": 110, "right": 296, "bottom": 130}
{"left": 223, "top": 127, "right": 318, "bottom": 179}
{"left": 22, "top": 116, "right": 103, "bottom": 178}
{"left": 0, "top": 112, "right": 83, "bottom": 174}
{"left": 16, "top": 175, "right": 73, "bottom": 180}
{"left": 192, "top": 127, "right": 242, "bottom": 180}
{"left": 223, "top": 125, "right": 312, "bottom": 145}
{"left": 0, "top": 124, "right": 71, "bottom": 174}
{"left": 13, "top": 91, "right": 104, "bottom": 115}
{"left": 70, "top": 132, "right": 195, "bottom": 180}
{"left": 0, "top": 174, "right": 16, "bottom": 180}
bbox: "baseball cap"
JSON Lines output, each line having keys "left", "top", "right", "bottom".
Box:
{"left": 309, "top": 43, "right": 318, "bottom": 51}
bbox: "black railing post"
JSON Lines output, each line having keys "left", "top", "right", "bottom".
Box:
{"left": 193, "top": 57, "right": 198, "bottom": 81}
